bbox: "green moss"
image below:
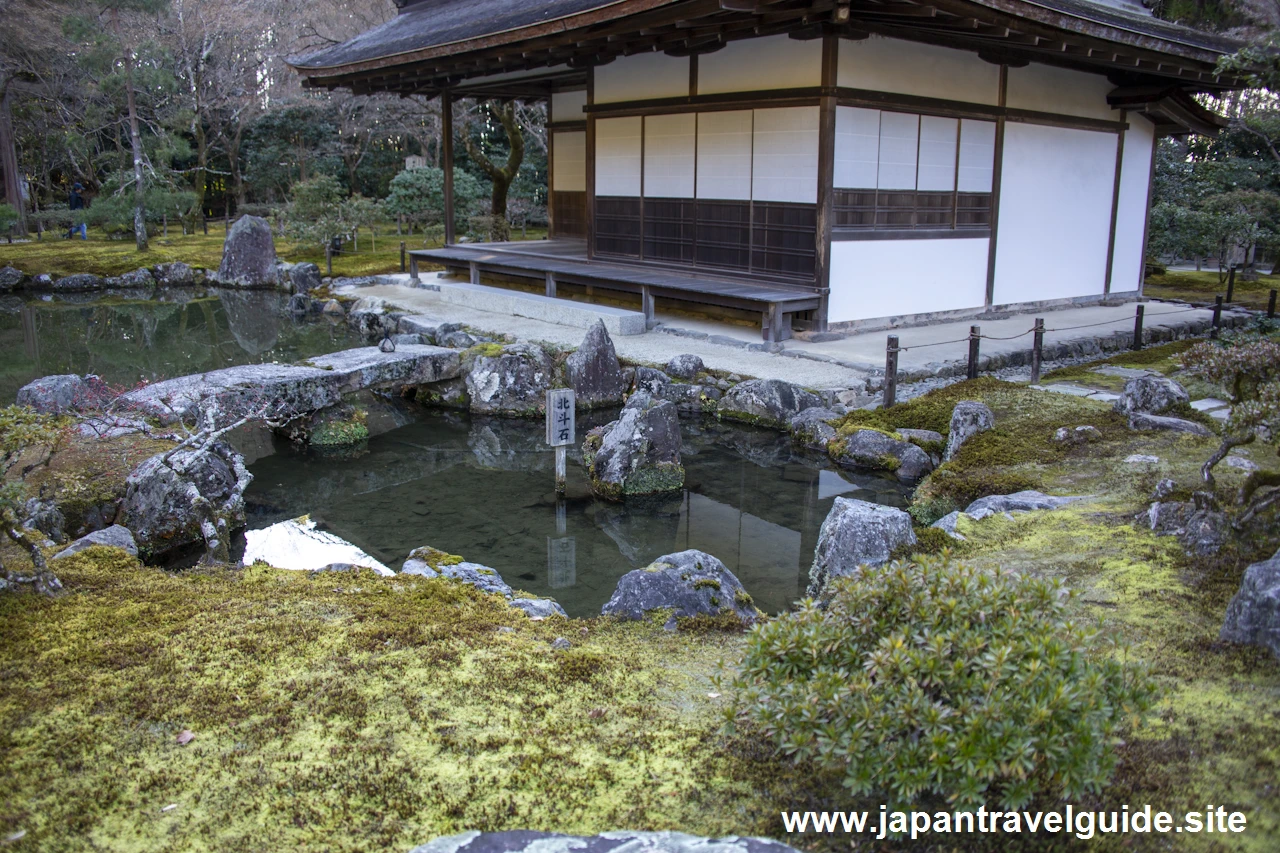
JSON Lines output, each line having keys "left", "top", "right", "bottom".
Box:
{"left": 733, "top": 590, "right": 753, "bottom": 608}
{"left": 464, "top": 342, "right": 506, "bottom": 361}
{"left": 692, "top": 578, "right": 721, "bottom": 591}
{"left": 309, "top": 417, "right": 369, "bottom": 447}
{"left": 405, "top": 546, "right": 465, "bottom": 570}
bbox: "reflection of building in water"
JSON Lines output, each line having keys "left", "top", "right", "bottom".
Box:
{"left": 547, "top": 536, "right": 576, "bottom": 588}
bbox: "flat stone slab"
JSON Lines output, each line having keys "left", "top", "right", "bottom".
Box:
{"left": 1125, "top": 454, "right": 1161, "bottom": 464}
{"left": 1191, "top": 398, "right": 1231, "bottom": 412}
{"left": 432, "top": 276, "right": 647, "bottom": 336}
{"left": 122, "top": 345, "right": 461, "bottom": 423}
{"left": 1035, "top": 383, "right": 1106, "bottom": 398}
{"left": 1092, "top": 366, "right": 1158, "bottom": 379}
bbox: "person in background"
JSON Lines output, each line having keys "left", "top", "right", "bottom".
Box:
{"left": 68, "top": 182, "right": 87, "bottom": 239}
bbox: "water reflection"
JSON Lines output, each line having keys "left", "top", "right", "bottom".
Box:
{"left": 243, "top": 409, "right": 910, "bottom": 617}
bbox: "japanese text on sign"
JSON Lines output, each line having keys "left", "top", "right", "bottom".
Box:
{"left": 545, "top": 389, "right": 575, "bottom": 447}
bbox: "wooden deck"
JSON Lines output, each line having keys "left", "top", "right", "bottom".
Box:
{"left": 409, "top": 240, "right": 822, "bottom": 342}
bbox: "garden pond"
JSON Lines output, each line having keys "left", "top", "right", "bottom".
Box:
{"left": 0, "top": 288, "right": 365, "bottom": 403}
{"left": 239, "top": 404, "right": 911, "bottom": 617}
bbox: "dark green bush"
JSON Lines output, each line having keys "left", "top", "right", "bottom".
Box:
{"left": 726, "top": 556, "right": 1158, "bottom": 810}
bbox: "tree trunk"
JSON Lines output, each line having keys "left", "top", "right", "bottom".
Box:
{"left": 463, "top": 100, "right": 525, "bottom": 242}
{"left": 119, "top": 28, "right": 148, "bottom": 251}
{"left": 190, "top": 119, "right": 207, "bottom": 226}
{"left": 0, "top": 82, "right": 28, "bottom": 236}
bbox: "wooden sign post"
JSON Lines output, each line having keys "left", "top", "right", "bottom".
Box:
{"left": 546, "top": 389, "right": 575, "bottom": 493}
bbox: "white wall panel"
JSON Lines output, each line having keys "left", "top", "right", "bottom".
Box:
{"left": 835, "top": 107, "right": 879, "bottom": 189}
{"left": 993, "top": 123, "right": 1117, "bottom": 304}
{"left": 829, "top": 238, "right": 990, "bottom": 322}
{"left": 550, "top": 90, "right": 587, "bottom": 123}
{"left": 644, "top": 113, "right": 696, "bottom": 198}
{"left": 752, "top": 107, "right": 819, "bottom": 203}
{"left": 552, "top": 131, "right": 585, "bottom": 193}
{"left": 698, "top": 35, "right": 821, "bottom": 95}
{"left": 595, "top": 117, "right": 643, "bottom": 196}
{"left": 595, "top": 52, "right": 689, "bottom": 104}
{"left": 957, "top": 120, "right": 996, "bottom": 193}
{"left": 877, "top": 112, "right": 919, "bottom": 190}
{"left": 917, "top": 116, "right": 958, "bottom": 191}
{"left": 1111, "top": 114, "right": 1156, "bottom": 294}
{"left": 1005, "top": 64, "right": 1115, "bottom": 120}
{"left": 838, "top": 36, "right": 999, "bottom": 105}
{"left": 696, "top": 111, "right": 753, "bottom": 200}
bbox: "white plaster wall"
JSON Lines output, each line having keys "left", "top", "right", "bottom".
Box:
{"left": 552, "top": 131, "right": 585, "bottom": 193}
{"left": 1005, "top": 64, "right": 1116, "bottom": 120}
{"left": 993, "top": 123, "right": 1118, "bottom": 305}
{"left": 595, "top": 52, "right": 689, "bottom": 104}
{"left": 698, "top": 34, "right": 821, "bottom": 95}
{"left": 1111, "top": 114, "right": 1156, "bottom": 293}
{"left": 696, "top": 110, "right": 753, "bottom": 200}
{"left": 644, "top": 113, "right": 697, "bottom": 198}
{"left": 550, "top": 90, "right": 587, "bottom": 123}
{"left": 829, "top": 238, "right": 990, "bottom": 322}
{"left": 595, "top": 117, "right": 643, "bottom": 196}
{"left": 752, "top": 106, "right": 819, "bottom": 204}
{"left": 838, "top": 36, "right": 999, "bottom": 105}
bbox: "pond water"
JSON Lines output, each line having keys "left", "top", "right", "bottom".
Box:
{"left": 242, "top": 408, "right": 911, "bottom": 617}
{"left": 0, "top": 289, "right": 365, "bottom": 403}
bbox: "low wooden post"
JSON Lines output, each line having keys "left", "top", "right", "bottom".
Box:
{"left": 469, "top": 261, "right": 480, "bottom": 285}
{"left": 641, "top": 285, "right": 655, "bottom": 329}
{"left": 410, "top": 255, "right": 420, "bottom": 284}
{"left": 884, "top": 335, "right": 899, "bottom": 409}
{"left": 545, "top": 271, "right": 556, "bottom": 298}
{"left": 1226, "top": 266, "right": 1236, "bottom": 303}
{"left": 400, "top": 241, "right": 406, "bottom": 272}
{"left": 1211, "top": 295, "right": 1222, "bottom": 339}
{"left": 967, "top": 325, "right": 981, "bottom": 380}
{"left": 546, "top": 388, "right": 576, "bottom": 495}
{"left": 1133, "top": 304, "right": 1145, "bottom": 351}
{"left": 202, "top": 216, "right": 207, "bottom": 235}
{"left": 325, "top": 244, "right": 333, "bottom": 277}
{"left": 1030, "top": 318, "right": 1045, "bottom": 385}
{"left": 1269, "top": 289, "right": 1277, "bottom": 319}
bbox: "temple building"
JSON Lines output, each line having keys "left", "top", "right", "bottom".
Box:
{"left": 290, "top": 0, "right": 1241, "bottom": 340}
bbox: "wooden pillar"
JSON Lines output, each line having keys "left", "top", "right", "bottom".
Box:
{"left": 984, "top": 66, "right": 1008, "bottom": 308}
{"left": 1103, "top": 110, "right": 1127, "bottom": 295}
{"left": 441, "top": 89, "right": 456, "bottom": 246}
{"left": 585, "top": 69, "right": 596, "bottom": 260}
{"left": 814, "top": 36, "right": 838, "bottom": 334}
{"left": 546, "top": 96, "right": 556, "bottom": 238}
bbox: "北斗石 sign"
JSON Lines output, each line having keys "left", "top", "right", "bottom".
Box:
{"left": 546, "top": 389, "right": 575, "bottom": 447}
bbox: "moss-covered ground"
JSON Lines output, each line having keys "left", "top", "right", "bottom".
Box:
{"left": 2, "top": 342, "right": 1279, "bottom": 851}
{"left": 1144, "top": 269, "right": 1278, "bottom": 312}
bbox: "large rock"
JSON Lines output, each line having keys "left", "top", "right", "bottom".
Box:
{"left": 242, "top": 516, "right": 392, "bottom": 575}
{"left": 832, "top": 428, "right": 933, "bottom": 482}
{"left": 215, "top": 215, "right": 278, "bottom": 287}
{"left": 944, "top": 400, "right": 994, "bottom": 462}
{"left": 1114, "top": 375, "right": 1190, "bottom": 416}
{"left": 1220, "top": 550, "right": 1280, "bottom": 660}
{"left": 788, "top": 407, "right": 840, "bottom": 452}
{"left": 583, "top": 391, "right": 684, "bottom": 499}
{"left": 153, "top": 262, "right": 195, "bottom": 287}
{"left": 118, "top": 442, "right": 251, "bottom": 558}
{"left": 465, "top": 344, "right": 554, "bottom": 416}
{"left": 409, "top": 831, "right": 800, "bottom": 853}
{"left": 1142, "top": 497, "right": 1227, "bottom": 555}
{"left": 114, "top": 267, "right": 155, "bottom": 289}
{"left": 16, "top": 374, "right": 89, "bottom": 414}
{"left": 807, "top": 497, "right": 916, "bottom": 596}
{"left": 52, "top": 525, "right": 139, "bottom": 560}
{"left": 601, "top": 549, "right": 758, "bottom": 624}
{"left": 1127, "top": 412, "right": 1213, "bottom": 437}
{"left": 565, "top": 320, "right": 628, "bottom": 408}
{"left": 401, "top": 546, "right": 565, "bottom": 615}
{"left": 717, "top": 379, "right": 823, "bottom": 428}
{"left": 665, "top": 354, "right": 705, "bottom": 380}
{"left": 290, "top": 262, "right": 322, "bottom": 294}
{"left": 51, "top": 273, "right": 105, "bottom": 292}
{"left": 0, "top": 266, "right": 25, "bottom": 291}
{"left": 964, "top": 490, "right": 1085, "bottom": 519}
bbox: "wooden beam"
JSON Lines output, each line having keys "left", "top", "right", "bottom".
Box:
{"left": 814, "top": 34, "right": 837, "bottom": 334}
{"left": 441, "top": 89, "right": 455, "bottom": 246}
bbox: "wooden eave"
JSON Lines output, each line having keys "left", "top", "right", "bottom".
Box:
{"left": 289, "top": 0, "right": 1246, "bottom": 104}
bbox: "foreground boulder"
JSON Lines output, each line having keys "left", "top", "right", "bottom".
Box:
{"left": 565, "top": 320, "right": 628, "bottom": 408}
{"left": 1127, "top": 412, "right": 1212, "bottom": 437}
{"left": 51, "top": 273, "right": 105, "bottom": 292}
{"left": 52, "top": 525, "right": 138, "bottom": 560}
{"left": 602, "top": 549, "right": 758, "bottom": 625}
{"left": 409, "top": 831, "right": 800, "bottom": 853}
{"left": 944, "top": 400, "right": 994, "bottom": 461}
{"left": 583, "top": 391, "right": 683, "bottom": 499}
{"left": 664, "top": 354, "right": 705, "bottom": 380}
{"left": 788, "top": 407, "right": 840, "bottom": 452}
{"left": 831, "top": 428, "right": 933, "bottom": 482}
{"left": 119, "top": 443, "right": 251, "bottom": 559}
{"left": 1142, "top": 496, "right": 1227, "bottom": 555}
{"left": 718, "top": 378, "right": 823, "bottom": 428}
{"left": 1220, "top": 550, "right": 1280, "bottom": 660}
{"left": 215, "top": 215, "right": 278, "bottom": 287}
{"left": 807, "top": 497, "right": 915, "bottom": 596}
{"left": 289, "top": 262, "right": 322, "bottom": 294}
{"left": 16, "top": 374, "right": 91, "bottom": 414}
{"left": 1114, "top": 375, "right": 1189, "bottom": 416}
{"left": 242, "top": 516, "right": 393, "bottom": 574}
{"left": 465, "top": 344, "right": 554, "bottom": 416}
{"left": 153, "top": 262, "right": 195, "bottom": 287}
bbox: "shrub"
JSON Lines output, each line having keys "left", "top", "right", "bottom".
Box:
{"left": 726, "top": 556, "right": 1158, "bottom": 811}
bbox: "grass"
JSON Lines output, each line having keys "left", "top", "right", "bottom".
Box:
{"left": 0, "top": 225, "right": 550, "bottom": 280}
{"left": 1145, "top": 270, "right": 1278, "bottom": 312}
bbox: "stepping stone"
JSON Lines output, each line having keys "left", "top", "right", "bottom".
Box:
{"left": 1191, "top": 398, "right": 1231, "bottom": 412}
{"left": 1090, "top": 391, "right": 1121, "bottom": 402}
{"left": 1210, "top": 409, "right": 1231, "bottom": 421}
{"left": 1037, "top": 383, "right": 1100, "bottom": 397}
{"left": 1092, "top": 366, "right": 1158, "bottom": 379}
{"left": 1125, "top": 454, "right": 1161, "bottom": 464}
{"left": 1226, "top": 456, "right": 1259, "bottom": 472}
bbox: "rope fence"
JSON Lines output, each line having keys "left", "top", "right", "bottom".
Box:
{"left": 881, "top": 293, "right": 1274, "bottom": 408}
